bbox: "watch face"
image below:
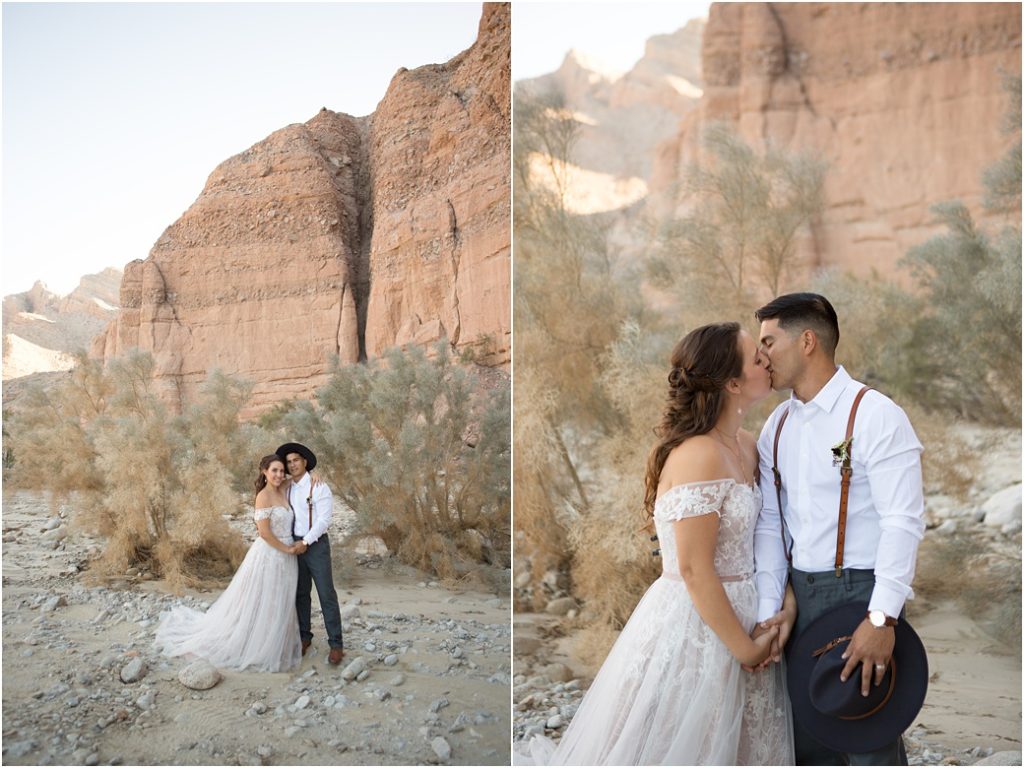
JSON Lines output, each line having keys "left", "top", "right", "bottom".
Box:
{"left": 869, "top": 610, "right": 885, "bottom": 627}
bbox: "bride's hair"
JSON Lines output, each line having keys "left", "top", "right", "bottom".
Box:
{"left": 254, "top": 454, "right": 285, "bottom": 502}
{"left": 643, "top": 322, "right": 744, "bottom": 520}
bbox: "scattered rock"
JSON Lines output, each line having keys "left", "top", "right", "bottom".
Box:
{"left": 341, "top": 657, "right": 367, "bottom": 682}
{"left": 431, "top": 736, "right": 453, "bottom": 762}
{"left": 544, "top": 597, "right": 579, "bottom": 616}
{"left": 430, "top": 696, "right": 450, "bottom": 713}
{"left": 178, "top": 659, "right": 221, "bottom": 690}
{"left": 41, "top": 594, "right": 68, "bottom": 612}
{"left": 982, "top": 485, "right": 1022, "bottom": 529}
{"left": 119, "top": 658, "right": 148, "bottom": 684}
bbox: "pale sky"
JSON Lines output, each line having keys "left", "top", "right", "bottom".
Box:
{"left": 2, "top": 2, "right": 484, "bottom": 296}
{"left": 513, "top": 2, "right": 711, "bottom": 81}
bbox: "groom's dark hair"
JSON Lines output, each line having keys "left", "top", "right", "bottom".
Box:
{"left": 755, "top": 292, "right": 840, "bottom": 356}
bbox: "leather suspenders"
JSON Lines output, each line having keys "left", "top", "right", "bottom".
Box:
{"left": 771, "top": 385, "right": 874, "bottom": 576}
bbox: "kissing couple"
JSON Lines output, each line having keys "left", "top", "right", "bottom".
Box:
{"left": 156, "top": 442, "right": 345, "bottom": 672}
{"left": 515, "top": 293, "right": 929, "bottom": 766}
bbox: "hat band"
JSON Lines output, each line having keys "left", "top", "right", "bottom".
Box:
{"left": 812, "top": 635, "right": 853, "bottom": 657}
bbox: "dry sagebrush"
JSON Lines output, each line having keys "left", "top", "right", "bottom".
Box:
{"left": 6, "top": 352, "right": 262, "bottom": 590}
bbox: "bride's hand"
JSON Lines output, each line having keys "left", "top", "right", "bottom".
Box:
{"left": 309, "top": 472, "right": 322, "bottom": 488}
{"left": 737, "top": 625, "right": 778, "bottom": 667}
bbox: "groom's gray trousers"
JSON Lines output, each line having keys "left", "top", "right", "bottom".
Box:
{"left": 294, "top": 535, "right": 344, "bottom": 650}
{"left": 787, "top": 567, "right": 908, "bottom": 766}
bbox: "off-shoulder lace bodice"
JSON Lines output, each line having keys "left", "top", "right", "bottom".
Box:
{"left": 254, "top": 505, "right": 294, "bottom": 544}
{"left": 653, "top": 479, "right": 762, "bottom": 578}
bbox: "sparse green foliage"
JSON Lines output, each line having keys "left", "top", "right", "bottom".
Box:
{"left": 650, "top": 123, "right": 826, "bottom": 322}
{"left": 894, "top": 73, "right": 1022, "bottom": 423}
{"left": 280, "top": 342, "right": 510, "bottom": 578}
{"left": 5, "top": 351, "right": 255, "bottom": 589}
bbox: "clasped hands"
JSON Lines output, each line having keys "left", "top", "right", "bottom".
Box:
{"left": 291, "top": 540, "right": 308, "bottom": 555}
{"left": 742, "top": 603, "right": 795, "bottom": 672}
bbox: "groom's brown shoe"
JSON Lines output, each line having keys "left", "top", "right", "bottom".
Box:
{"left": 301, "top": 640, "right": 311, "bottom": 656}
{"left": 328, "top": 648, "right": 344, "bottom": 665}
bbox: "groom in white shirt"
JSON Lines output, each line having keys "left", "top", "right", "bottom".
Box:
{"left": 751, "top": 293, "right": 925, "bottom": 766}
{"left": 277, "top": 442, "right": 345, "bottom": 665}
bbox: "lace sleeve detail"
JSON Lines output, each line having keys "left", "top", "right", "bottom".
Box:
{"left": 655, "top": 479, "right": 735, "bottom": 522}
{"left": 254, "top": 507, "right": 274, "bottom": 523}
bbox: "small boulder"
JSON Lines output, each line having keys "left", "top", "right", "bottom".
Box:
{"left": 431, "top": 736, "right": 452, "bottom": 762}
{"left": 341, "top": 657, "right": 367, "bottom": 682}
{"left": 982, "top": 485, "right": 1022, "bottom": 529}
{"left": 119, "top": 658, "right": 148, "bottom": 684}
{"left": 178, "top": 659, "right": 221, "bottom": 690}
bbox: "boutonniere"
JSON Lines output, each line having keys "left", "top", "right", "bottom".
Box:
{"left": 831, "top": 437, "right": 853, "bottom": 467}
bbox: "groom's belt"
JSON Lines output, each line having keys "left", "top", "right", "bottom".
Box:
{"left": 655, "top": 573, "right": 753, "bottom": 581}
{"left": 789, "top": 566, "right": 874, "bottom": 585}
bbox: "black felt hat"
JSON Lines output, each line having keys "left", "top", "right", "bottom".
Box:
{"left": 787, "top": 601, "right": 928, "bottom": 754}
{"left": 276, "top": 442, "right": 317, "bottom": 472}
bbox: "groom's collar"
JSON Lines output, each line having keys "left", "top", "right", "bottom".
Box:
{"left": 791, "top": 365, "right": 851, "bottom": 414}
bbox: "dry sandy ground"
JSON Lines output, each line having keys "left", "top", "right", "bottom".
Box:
{"left": 2, "top": 490, "right": 511, "bottom": 766}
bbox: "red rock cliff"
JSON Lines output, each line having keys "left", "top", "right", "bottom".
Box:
{"left": 93, "top": 3, "right": 510, "bottom": 412}
{"left": 652, "top": 2, "right": 1021, "bottom": 279}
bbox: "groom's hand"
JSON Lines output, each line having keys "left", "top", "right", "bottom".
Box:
{"left": 744, "top": 604, "right": 796, "bottom": 671}
{"left": 294, "top": 541, "right": 308, "bottom": 554}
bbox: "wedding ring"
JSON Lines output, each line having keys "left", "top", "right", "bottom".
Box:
{"left": 874, "top": 663, "right": 886, "bottom": 670}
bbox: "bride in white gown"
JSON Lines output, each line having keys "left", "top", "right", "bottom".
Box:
{"left": 515, "top": 322, "right": 796, "bottom": 765}
{"left": 155, "top": 454, "right": 303, "bottom": 672}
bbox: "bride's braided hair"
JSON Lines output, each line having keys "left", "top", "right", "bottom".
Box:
{"left": 254, "top": 454, "right": 285, "bottom": 504}
{"left": 643, "top": 322, "right": 744, "bottom": 520}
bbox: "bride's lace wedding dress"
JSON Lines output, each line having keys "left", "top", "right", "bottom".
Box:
{"left": 515, "top": 479, "right": 794, "bottom": 765}
{"left": 154, "top": 506, "right": 301, "bottom": 673}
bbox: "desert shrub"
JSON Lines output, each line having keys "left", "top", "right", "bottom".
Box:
{"left": 279, "top": 341, "right": 510, "bottom": 579}
{"left": 570, "top": 321, "right": 663, "bottom": 643}
{"left": 649, "top": 123, "right": 826, "bottom": 325}
{"left": 513, "top": 86, "right": 648, "bottom": 605}
{"left": 895, "top": 73, "right": 1021, "bottom": 424}
{"left": 5, "top": 351, "right": 261, "bottom": 590}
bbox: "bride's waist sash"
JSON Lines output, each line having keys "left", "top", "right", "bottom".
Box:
{"left": 660, "top": 570, "right": 752, "bottom": 583}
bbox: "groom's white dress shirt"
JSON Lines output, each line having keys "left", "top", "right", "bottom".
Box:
{"left": 754, "top": 366, "right": 925, "bottom": 623}
{"left": 288, "top": 472, "right": 334, "bottom": 546}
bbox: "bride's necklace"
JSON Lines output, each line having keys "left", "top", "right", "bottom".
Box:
{"left": 714, "top": 427, "right": 752, "bottom": 486}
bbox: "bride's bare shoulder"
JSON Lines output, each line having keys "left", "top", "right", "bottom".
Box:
{"left": 661, "top": 435, "right": 729, "bottom": 487}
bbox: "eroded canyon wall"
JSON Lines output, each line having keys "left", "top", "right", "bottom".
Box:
{"left": 92, "top": 3, "right": 510, "bottom": 412}
{"left": 652, "top": 2, "right": 1021, "bottom": 279}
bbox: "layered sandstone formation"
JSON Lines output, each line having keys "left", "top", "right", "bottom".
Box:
{"left": 92, "top": 3, "right": 509, "bottom": 412}
{"left": 2, "top": 269, "right": 121, "bottom": 380}
{"left": 653, "top": 2, "right": 1022, "bottom": 278}
{"left": 365, "top": 2, "right": 510, "bottom": 360}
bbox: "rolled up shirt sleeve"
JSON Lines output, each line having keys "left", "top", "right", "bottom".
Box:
{"left": 303, "top": 483, "right": 334, "bottom": 546}
{"left": 754, "top": 410, "right": 789, "bottom": 622}
{"left": 862, "top": 402, "right": 926, "bottom": 618}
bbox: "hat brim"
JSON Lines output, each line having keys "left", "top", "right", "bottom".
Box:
{"left": 786, "top": 601, "right": 928, "bottom": 754}
{"left": 276, "top": 442, "right": 317, "bottom": 472}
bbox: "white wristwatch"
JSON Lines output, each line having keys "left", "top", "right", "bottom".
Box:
{"left": 867, "top": 609, "right": 897, "bottom": 628}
